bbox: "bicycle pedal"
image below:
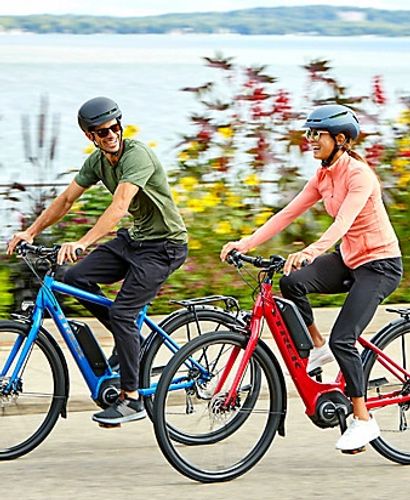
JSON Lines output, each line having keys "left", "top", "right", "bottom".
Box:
{"left": 98, "top": 422, "right": 122, "bottom": 429}
{"left": 341, "top": 446, "right": 366, "bottom": 455}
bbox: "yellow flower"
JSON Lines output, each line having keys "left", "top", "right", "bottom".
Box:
{"left": 208, "top": 182, "right": 225, "bottom": 196}
{"left": 171, "top": 188, "right": 181, "bottom": 204}
{"left": 398, "top": 172, "right": 410, "bottom": 188}
{"left": 217, "top": 126, "right": 234, "bottom": 139}
{"left": 123, "top": 124, "right": 140, "bottom": 138}
{"left": 254, "top": 211, "right": 272, "bottom": 226}
{"left": 392, "top": 157, "right": 408, "bottom": 172}
{"left": 189, "top": 239, "right": 202, "bottom": 250}
{"left": 147, "top": 141, "right": 157, "bottom": 148}
{"left": 201, "top": 192, "right": 220, "bottom": 208}
{"left": 71, "top": 201, "right": 82, "bottom": 212}
{"left": 83, "top": 144, "right": 95, "bottom": 154}
{"left": 398, "top": 110, "right": 410, "bottom": 125}
{"left": 214, "top": 221, "right": 233, "bottom": 235}
{"left": 178, "top": 151, "right": 190, "bottom": 163}
{"left": 187, "top": 198, "right": 205, "bottom": 213}
{"left": 225, "top": 193, "right": 242, "bottom": 208}
{"left": 397, "top": 137, "right": 410, "bottom": 151}
{"left": 240, "top": 226, "right": 253, "bottom": 236}
{"left": 179, "top": 176, "right": 199, "bottom": 192}
{"left": 243, "top": 174, "right": 260, "bottom": 186}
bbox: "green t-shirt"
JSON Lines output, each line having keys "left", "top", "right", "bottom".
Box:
{"left": 75, "top": 139, "right": 187, "bottom": 243}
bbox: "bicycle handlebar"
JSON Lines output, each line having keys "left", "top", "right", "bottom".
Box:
{"left": 16, "top": 241, "right": 61, "bottom": 258}
{"left": 227, "top": 250, "right": 286, "bottom": 271}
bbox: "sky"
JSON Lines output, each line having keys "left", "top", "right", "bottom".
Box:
{"left": 0, "top": 0, "right": 409, "bottom": 17}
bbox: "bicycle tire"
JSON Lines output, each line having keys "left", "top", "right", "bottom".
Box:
{"left": 363, "top": 319, "right": 410, "bottom": 465}
{"left": 153, "top": 330, "right": 284, "bottom": 483}
{"left": 140, "top": 307, "right": 246, "bottom": 424}
{"left": 0, "top": 320, "right": 66, "bottom": 460}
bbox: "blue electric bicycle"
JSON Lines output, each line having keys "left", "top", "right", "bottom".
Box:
{"left": 0, "top": 242, "right": 246, "bottom": 460}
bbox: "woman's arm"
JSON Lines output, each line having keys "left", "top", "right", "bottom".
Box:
{"left": 221, "top": 177, "right": 321, "bottom": 260}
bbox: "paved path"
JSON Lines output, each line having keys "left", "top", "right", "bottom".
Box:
{"left": 2, "top": 397, "right": 409, "bottom": 500}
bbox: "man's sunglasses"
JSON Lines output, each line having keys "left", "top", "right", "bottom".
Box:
{"left": 93, "top": 123, "right": 122, "bottom": 138}
{"left": 304, "top": 129, "right": 330, "bottom": 141}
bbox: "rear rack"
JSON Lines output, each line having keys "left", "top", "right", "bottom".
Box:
{"left": 386, "top": 308, "right": 410, "bottom": 320}
{"left": 170, "top": 295, "right": 240, "bottom": 314}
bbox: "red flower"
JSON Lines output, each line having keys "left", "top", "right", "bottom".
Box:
{"left": 273, "top": 89, "right": 291, "bottom": 119}
{"left": 372, "top": 75, "right": 387, "bottom": 106}
{"left": 365, "top": 143, "right": 385, "bottom": 167}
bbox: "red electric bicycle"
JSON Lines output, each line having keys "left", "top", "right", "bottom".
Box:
{"left": 153, "top": 251, "right": 410, "bottom": 482}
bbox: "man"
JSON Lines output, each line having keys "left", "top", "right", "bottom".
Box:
{"left": 8, "top": 96, "right": 188, "bottom": 426}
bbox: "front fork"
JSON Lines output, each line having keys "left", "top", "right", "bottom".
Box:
{"left": 213, "top": 313, "right": 263, "bottom": 408}
{"left": 1, "top": 310, "right": 42, "bottom": 394}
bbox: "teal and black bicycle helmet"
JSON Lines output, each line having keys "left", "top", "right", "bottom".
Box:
{"left": 303, "top": 104, "right": 360, "bottom": 140}
{"left": 78, "top": 97, "right": 122, "bottom": 132}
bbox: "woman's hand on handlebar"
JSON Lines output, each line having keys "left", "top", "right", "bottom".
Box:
{"left": 283, "top": 251, "right": 312, "bottom": 276}
{"left": 57, "top": 241, "right": 86, "bottom": 265}
{"left": 220, "top": 237, "right": 253, "bottom": 262}
{"left": 7, "top": 230, "right": 35, "bottom": 256}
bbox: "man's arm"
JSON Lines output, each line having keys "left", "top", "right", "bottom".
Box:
{"left": 57, "top": 182, "right": 139, "bottom": 264}
{"left": 7, "top": 180, "right": 86, "bottom": 255}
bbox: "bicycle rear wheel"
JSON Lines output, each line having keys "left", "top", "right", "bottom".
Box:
{"left": 141, "top": 308, "right": 245, "bottom": 423}
{"left": 153, "top": 331, "right": 284, "bottom": 483}
{"left": 0, "top": 321, "right": 66, "bottom": 460}
{"left": 363, "top": 320, "right": 410, "bottom": 464}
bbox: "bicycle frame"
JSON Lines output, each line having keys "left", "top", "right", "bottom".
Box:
{"left": 2, "top": 273, "right": 198, "bottom": 400}
{"left": 214, "top": 280, "right": 410, "bottom": 417}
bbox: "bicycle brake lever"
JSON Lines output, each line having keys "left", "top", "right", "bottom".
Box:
{"left": 226, "top": 250, "right": 242, "bottom": 268}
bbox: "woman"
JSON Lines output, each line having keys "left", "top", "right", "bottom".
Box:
{"left": 220, "top": 104, "right": 402, "bottom": 452}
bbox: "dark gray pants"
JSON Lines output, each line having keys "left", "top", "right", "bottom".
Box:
{"left": 279, "top": 251, "right": 402, "bottom": 397}
{"left": 64, "top": 228, "right": 187, "bottom": 392}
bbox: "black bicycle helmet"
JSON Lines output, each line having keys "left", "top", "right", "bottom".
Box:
{"left": 78, "top": 97, "right": 122, "bottom": 132}
{"left": 303, "top": 104, "right": 360, "bottom": 140}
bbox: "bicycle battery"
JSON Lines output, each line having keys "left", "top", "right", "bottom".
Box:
{"left": 274, "top": 297, "right": 314, "bottom": 358}
{"left": 69, "top": 320, "right": 109, "bottom": 376}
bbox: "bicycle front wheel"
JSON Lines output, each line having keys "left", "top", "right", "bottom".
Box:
{"left": 0, "top": 321, "right": 66, "bottom": 460}
{"left": 153, "top": 331, "right": 284, "bottom": 483}
{"left": 363, "top": 320, "right": 410, "bottom": 465}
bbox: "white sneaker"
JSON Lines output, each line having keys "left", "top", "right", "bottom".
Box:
{"left": 307, "top": 342, "right": 335, "bottom": 373}
{"left": 336, "top": 416, "right": 380, "bottom": 451}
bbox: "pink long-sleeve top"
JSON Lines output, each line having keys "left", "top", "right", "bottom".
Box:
{"left": 248, "top": 152, "right": 401, "bottom": 269}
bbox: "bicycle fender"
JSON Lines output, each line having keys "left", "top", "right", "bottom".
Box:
{"left": 256, "top": 338, "right": 288, "bottom": 437}
{"left": 40, "top": 326, "right": 70, "bottom": 418}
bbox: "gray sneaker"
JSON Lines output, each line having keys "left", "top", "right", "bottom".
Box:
{"left": 92, "top": 395, "right": 146, "bottom": 425}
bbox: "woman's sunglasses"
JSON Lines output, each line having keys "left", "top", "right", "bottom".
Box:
{"left": 304, "top": 129, "right": 330, "bottom": 141}
{"left": 93, "top": 123, "right": 122, "bottom": 138}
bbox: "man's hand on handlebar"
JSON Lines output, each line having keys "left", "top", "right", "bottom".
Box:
{"left": 57, "top": 241, "right": 86, "bottom": 265}
{"left": 283, "top": 251, "right": 312, "bottom": 276}
{"left": 220, "top": 237, "right": 253, "bottom": 262}
{"left": 7, "top": 230, "right": 35, "bottom": 256}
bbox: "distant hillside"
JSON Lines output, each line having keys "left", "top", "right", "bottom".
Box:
{"left": 0, "top": 6, "right": 409, "bottom": 36}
